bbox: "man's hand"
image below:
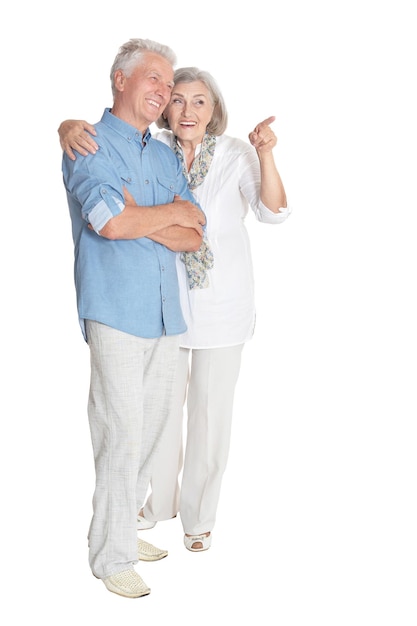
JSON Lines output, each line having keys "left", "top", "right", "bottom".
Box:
{"left": 171, "top": 195, "right": 205, "bottom": 236}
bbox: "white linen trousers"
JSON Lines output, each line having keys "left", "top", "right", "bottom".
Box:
{"left": 142, "top": 344, "right": 243, "bottom": 535}
{"left": 86, "top": 321, "right": 179, "bottom": 579}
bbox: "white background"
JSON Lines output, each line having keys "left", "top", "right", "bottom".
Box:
{"left": 1, "top": 1, "right": 416, "bottom": 624}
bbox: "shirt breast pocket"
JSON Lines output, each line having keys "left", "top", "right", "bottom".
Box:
{"left": 156, "top": 175, "right": 180, "bottom": 203}
{"left": 120, "top": 170, "right": 155, "bottom": 206}
{"left": 120, "top": 170, "right": 138, "bottom": 197}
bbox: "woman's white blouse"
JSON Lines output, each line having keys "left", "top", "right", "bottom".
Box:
{"left": 155, "top": 131, "right": 291, "bottom": 349}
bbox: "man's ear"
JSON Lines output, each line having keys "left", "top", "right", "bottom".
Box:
{"left": 114, "top": 70, "right": 125, "bottom": 92}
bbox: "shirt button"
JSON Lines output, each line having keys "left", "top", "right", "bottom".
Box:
{"left": 145, "top": 180, "right": 149, "bottom": 185}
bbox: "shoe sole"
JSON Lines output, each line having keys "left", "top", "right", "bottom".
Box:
{"left": 186, "top": 545, "right": 210, "bottom": 552}
{"left": 138, "top": 552, "right": 168, "bottom": 561}
{"left": 104, "top": 583, "right": 151, "bottom": 598}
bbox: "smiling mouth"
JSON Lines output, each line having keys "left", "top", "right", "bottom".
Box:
{"left": 179, "top": 121, "right": 196, "bottom": 126}
{"left": 147, "top": 99, "right": 162, "bottom": 110}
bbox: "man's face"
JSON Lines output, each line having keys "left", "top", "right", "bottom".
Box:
{"left": 114, "top": 52, "right": 174, "bottom": 131}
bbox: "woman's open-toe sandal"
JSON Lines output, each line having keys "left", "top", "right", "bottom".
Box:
{"left": 184, "top": 532, "right": 212, "bottom": 552}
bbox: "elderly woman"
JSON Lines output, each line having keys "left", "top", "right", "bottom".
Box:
{"left": 59, "top": 67, "right": 291, "bottom": 552}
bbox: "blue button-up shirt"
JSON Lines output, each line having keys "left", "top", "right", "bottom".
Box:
{"left": 62, "top": 108, "right": 199, "bottom": 341}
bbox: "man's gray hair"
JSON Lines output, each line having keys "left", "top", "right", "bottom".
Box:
{"left": 110, "top": 38, "right": 177, "bottom": 97}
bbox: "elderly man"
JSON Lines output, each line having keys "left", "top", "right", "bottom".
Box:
{"left": 62, "top": 38, "right": 205, "bottom": 598}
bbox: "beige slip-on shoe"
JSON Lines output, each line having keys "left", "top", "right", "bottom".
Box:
{"left": 138, "top": 537, "right": 168, "bottom": 561}
{"left": 102, "top": 569, "right": 150, "bottom": 598}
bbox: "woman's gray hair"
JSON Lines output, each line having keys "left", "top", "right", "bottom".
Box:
{"left": 110, "top": 38, "right": 177, "bottom": 97}
{"left": 156, "top": 67, "right": 228, "bottom": 136}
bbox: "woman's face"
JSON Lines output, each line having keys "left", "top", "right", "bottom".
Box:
{"left": 164, "top": 80, "right": 215, "bottom": 145}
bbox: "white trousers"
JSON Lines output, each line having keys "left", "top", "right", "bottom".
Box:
{"left": 143, "top": 344, "right": 243, "bottom": 535}
{"left": 86, "top": 321, "right": 179, "bottom": 579}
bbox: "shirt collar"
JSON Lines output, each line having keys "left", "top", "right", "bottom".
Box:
{"left": 101, "top": 108, "right": 152, "bottom": 144}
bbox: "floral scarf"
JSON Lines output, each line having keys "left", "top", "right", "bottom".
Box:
{"left": 173, "top": 133, "right": 216, "bottom": 290}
